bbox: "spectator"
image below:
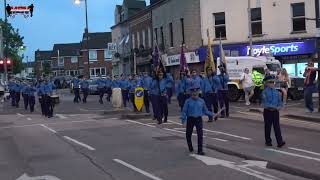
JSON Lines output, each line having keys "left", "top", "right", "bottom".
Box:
{"left": 303, "top": 61, "right": 318, "bottom": 113}
{"left": 240, "top": 68, "right": 254, "bottom": 106}
{"left": 278, "top": 68, "right": 290, "bottom": 105}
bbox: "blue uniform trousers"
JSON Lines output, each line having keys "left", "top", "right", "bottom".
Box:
{"left": 39, "top": 96, "right": 45, "bottom": 116}
{"left": 73, "top": 88, "right": 80, "bottom": 103}
{"left": 82, "top": 88, "right": 89, "bottom": 103}
{"left": 23, "top": 93, "right": 29, "bottom": 110}
{"left": 15, "top": 92, "right": 21, "bottom": 108}
{"left": 144, "top": 90, "right": 150, "bottom": 113}
{"left": 129, "top": 92, "right": 138, "bottom": 112}
{"left": 204, "top": 93, "right": 218, "bottom": 121}
{"left": 98, "top": 87, "right": 105, "bottom": 104}
{"left": 157, "top": 95, "right": 168, "bottom": 123}
{"left": 106, "top": 87, "right": 112, "bottom": 102}
{"left": 166, "top": 87, "right": 173, "bottom": 104}
{"left": 177, "top": 93, "right": 187, "bottom": 111}
{"left": 263, "top": 109, "right": 284, "bottom": 145}
{"left": 10, "top": 90, "right": 16, "bottom": 106}
{"left": 150, "top": 94, "right": 157, "bottom": 119}
{"left": 218, "top": 90, "right": 229, "bottom": 117}
{"left": 186, "top": 117, "right": 203, "bottom": 153}
{"left": 28, "top": 96, "right": 35, "bottom": 112}
{"left": 121, "top": 89, "right": 128, "bottom": 107}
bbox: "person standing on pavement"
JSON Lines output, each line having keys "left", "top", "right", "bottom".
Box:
{"left": 142, "top": 72, "right": 152, "bottom": 113}
{"left": 80, "top": 76, "right": 89, "bottom": 103}
{"left": 278, "top": 69, "right": 289, "bottom": 105}
{"left": 119, "top": 74, "right": 130, "bottom": 108}
{"left": 240, "top": 68, "right": 255, "bottom": 106}
{"left": 251, "top": 70, "right": 264, "bottom": 104}
{"left": 181, "top": 85, "right": 213, "bottom": 155}
{"left": 96, "top": 75, "right": 106, "bottom": 104}
{"left": 72, "top": 76, "right": 81, "bottom": 103}
{"left": 166, "top": 72, "right": 174, "bottom": 104}
{"left": 203, "top": 68, "right": 219, "bottom": 122}
{"left": 262, "top": 76, "right": 286, "bottom": 148}
{"left": 217, "top": 65, "right": 229, "bottom": 118}
{"left": 303, "top": 61, "right": 318, "bottom": 113}
{"left": 176, "top": 71, "right": 188, "bottom": 111}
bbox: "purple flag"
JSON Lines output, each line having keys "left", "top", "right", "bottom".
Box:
{"left": 180, "top": 44, "right": 188, "bottom": 72}
{"left": 152, "top": 45, "right": 160, "bottom": 68}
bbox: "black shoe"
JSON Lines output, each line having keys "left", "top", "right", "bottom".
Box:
{"left": 189, "top": 147, "right": 194, "bottom": 153}
{"left": 197, "top": 152, "right": 205, "bottom": 156}
{"left": 277, "top": 142, "right": 286, "bottom": 148}
{"left": 265, "top": 143, "right": 272, "bottom": 147}
{"left": 163, "top": 117, "right": 167, "bottom": 123}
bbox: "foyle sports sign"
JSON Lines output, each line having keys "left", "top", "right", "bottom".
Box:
{"left": 246, "top": 42, "right": 308, "bottom": 56}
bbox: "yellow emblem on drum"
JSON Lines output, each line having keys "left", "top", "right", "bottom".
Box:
{"left": 134, "top": 87, "right": 144, "bottom": 112}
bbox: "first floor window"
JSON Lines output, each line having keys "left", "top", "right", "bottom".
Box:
{"left": 89, "top": 50, "right": 97, "bottom": 61}
{"left": 213, "top": 12, "right": 226, "bottom": 38}
{"left": 71, "top": 56, "right": 78, "bottom": 63}
{"left": 104, "top": 49, "right": 113, "bottom": 60}
{"left": 292, "top": 3, "right": 306, "bottom": 32}
{"left": 90, "top": 67, "right": 107, "bottom": 77}
{"left": 58, "top": 57, "right": 64, "bottom": 67}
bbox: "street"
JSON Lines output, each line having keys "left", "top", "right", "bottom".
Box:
{"left": 0, "top": 90, "right": 319, "bottom": 180}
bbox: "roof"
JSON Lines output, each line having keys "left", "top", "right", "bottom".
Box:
{"left": 124, "top": 0, "right": 146, "bottom": 9}
{"left": 35, "top": 50, "right": 53, "bottom": 61}
{"left": 82, "top": 32, "right": 112, "bottom": 49}
{"left": 52, "top": 43, "right": 81, "bottom": 57}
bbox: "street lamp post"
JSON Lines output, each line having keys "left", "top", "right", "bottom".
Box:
{"left": 75, "top": 0, "right": 90, "bottom": 79}
{"left": 247, "top": 0, "right": 253, "bottom": 56}
{"left": 3, "top": 0, "right": 8, "bottom": 82}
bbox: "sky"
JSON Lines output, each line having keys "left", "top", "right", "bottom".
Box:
{"left": 0, "top": 0, "right": 150, "bottom": 62}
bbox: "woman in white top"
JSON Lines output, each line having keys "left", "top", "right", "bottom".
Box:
{"left": 240, "top": 68, "right": 255, "bottom": 106}
{"left": 278, "top": 68, "right": 290, "bottom": 105}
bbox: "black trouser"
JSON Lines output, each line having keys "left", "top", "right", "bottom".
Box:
{"left": 39, "top": 97, "right": 45, "bottom": 116}
{"left": 159, "top": 95, "right": 168, "bottom": 122}
{"left": 28, "top": 96, "right": 35, "bottom": 112}
{"left": 129, "top": 92, "right": 138, "bottom": 112}
{"left": 73, "top": 88, "right": 80, "bottom": 103}
{"left": 46, "top": 95, "right": 53, "bottom": 118}
{"left": 23, "top": 93, "right": 29, "bottom": 110}
{"left": 150, "top": 94, "right": 157, "bottom": 119}
{"left": 263, "top": 109, "right": 284, "bottom": 145}
{"left": 82, "top": 88, "right": 89, "bottom": 103}
{"left": 42, "top": 95, "right": 49, "bottom": 117}
{"left": 98, "top": 87, "right": 105, "bottom": 104}
{"left": 186, "top": 117, "right": 203, "bottom": 153}
{"left": 15, "top": 92, "right": 21, "bottom": 108}
{"left": 166, "top": 87, "right": 173, "bottom": 104}
{"left": 10, "top": 90, "right": 15, "bottom": 106}
{"left": 177, "top": 93, "right": 187, "bottom": 111}
{"left": 121, "top": 89, "right": 128, "bottom": 107}
{"left": 106, "top": 87, "right": 112, "bottom": 102}
{"left": 144, "top": 90, "right": 150, "bottom": 113}
{"left": 252, "top": 87, "right": 262, "bottom": 104}
{"left": 218, "top": 90, "right": 229, "bottom": 117}
{"left": 204, "top": 92, "right": 218, "bottom": 121}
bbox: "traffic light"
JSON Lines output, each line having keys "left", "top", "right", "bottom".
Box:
{"left": 6, "top": 59, "right": 12, "bottom": 73}
{"left": 0, "top": 59, "right": 13, "bottom": 73}
{"left": 0, "top": 60, "right": 4, "bottom": 73}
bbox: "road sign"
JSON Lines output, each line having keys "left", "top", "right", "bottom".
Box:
{"left": 134, "top": 87, "right": 144, "bottom": 112}
{"left": 16, "top": 173, "right": 60, "bottom": 180}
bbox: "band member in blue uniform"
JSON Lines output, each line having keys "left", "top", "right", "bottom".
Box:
{"left": 8, "top": 78, "right": 16, "bottom": 107}
{"left": 203, "top": 68, "right": 219, "bottom": 122}
{"left": 217, "top": 65, "right": 230, "bottom": 118}
{"left": 14, "top": 80, "right": 22, "bottom": 108}
{"left": 149, "top": 73, "right": 159, "bottom": 120}
{"left": 72, "top": 77, "right": 81, "bottom": 103}
{"left": 96, "top": 75, "right": 106, "bottom": 104}
{"left": 152, "top": 69, "right": 168, "bottom": 124}
{"left": 112, "top": 75, "right": 120, "bottom": 88}
{"left": 129, "top": 75, "right": 138, "bottom": 112}
{"left": 37, "top": 80, "right": 46, "bottom": 116}
{"left": 119, "top": 74, "right": 130, "bottom": 107}
{"left": 181, "top": 85, "right": 213, "bottom": 155}
{"left": 262, "top": 76, "right": 286, "bottom": 148}
{"left": 21, "top": 81, "right": 29, "bottom": 110}
{"left": 80, "top": 76, "right": 89, "bottom": 103}
{"left": 166, "top": 73, "right": 174, "bottom": 104}
{"left": 105, "top": 76, "right": 113, "bottom": 102}
{"left": 27, "top": 82, "right": 37, "bottom": 113}
{"left": 190, "top": 70, "right": 202, "bottom": 95}
{"left": 142, "top": 72, "right": 152, "bottom": 113}
{"left": 44, "top": 79, "right": 55, "bottom": 118}
{"left": 176, "top": 71, "right": 188, "bottom": 111}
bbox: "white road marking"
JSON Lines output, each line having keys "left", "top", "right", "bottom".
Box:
{"left": 26, "top": 118, "right": 32, "bottom": 121}
{"left": 168, "top": 120, "right": 183, "bottom": 125}
{"left": 56, "top": 114, "right": 67, "bottom": 119}
{"left": 164, "top": 128, "right": 228, "bottom": 142}
{"left": 17, "top": 173, "right": 60, "bottom": 180}
{"left": 126, "top": 120, "right": 156, "bottom": 128}
{"left": 289, "top": 147, "right": 320, "bottom": 157}
{"left": 191, "top": 154, "right": 280, "bottom": 180}
{"left": 266, "top": 148, "right": 320, "bottom": 162}
{"left": 203, "top": 129, "right": 252, "bottom": 140}
{"left": 17, "top": 113, "right": 25, "bottom": 117}
{"left": 40, "top": 124, "right": 57, "bottom": 134}
{"left": 110, "top": 117, "right": 119, "bottom": 120}
{"left": 63, "top": 136, "right": 96, "bottom": 151}
{"left": 113, "top": 159, "right": 163, "bottom": 180}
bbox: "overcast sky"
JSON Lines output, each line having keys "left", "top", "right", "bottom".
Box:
{"left": 0, "top": 0, "right": 150, "bottom": 62}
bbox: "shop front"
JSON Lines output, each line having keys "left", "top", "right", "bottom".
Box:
{"left": 197, "top": 38, "right": 317, "bottom": 77}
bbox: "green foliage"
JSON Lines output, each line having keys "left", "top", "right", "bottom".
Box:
{"left": 0, "top": 19, "right": 25, "bottom": 74}
{"left": 42, "top": 61, "right": 52, "bottom": 75}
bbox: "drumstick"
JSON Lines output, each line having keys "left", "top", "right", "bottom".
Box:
{"left": 213, "top": 107, "right": 226, "bottom": 120}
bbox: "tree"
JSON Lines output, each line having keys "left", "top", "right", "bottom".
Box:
{"left": 0, "top": 19, "right": 25, "bottom": 74}
{"left": 42, "top": 61, "right": 52, "bottom": 75}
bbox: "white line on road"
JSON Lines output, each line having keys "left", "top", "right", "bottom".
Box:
{"left": 126, "top": 120, "right": 156, "bottom": 128}
{"left": 203, "top": 129, "right": 252, "bottom": 140}
{"left": 110, "top": 117, "right": 119, "bottom": 120}
{"left": 16, "top": 113, "right": 25, "bottom": 117}
{"left": 63, "top": 136, "right": 96, "bottom": 151}
{"left": 289, "top": 147, "right": 320, "bottom": 157}
{"left": 26, "top": 117, "right": 32, "bottom": 121}
{"left": 40, "top": 124, "right": 57, "bottom": 133}
{"left": 164, "top": 128, "right": 228, "bottom": 142}
{"left": 113, "top": 159, "right": 163, "bottom": 180}
{"left": 266, "top": 148, "right": 320, "bottom": 162}
{"left": 56, "top": 114, "right": 67, "bottom": 119}
{"left": 168, "top": 120, "right": 182, "bottom": 125}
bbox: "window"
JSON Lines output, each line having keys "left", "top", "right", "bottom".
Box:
{"left": 95, "top": 68, "right": 101, "bottom": 76}
{"left": 160, "top": 26, "right": 164, "bottom": 49}
{"left": 137, "top": 32, "right": 140, "bottom": 48}
{"left": 180, "top": 18, "right": 185, "bottom": 43}
{"left": 104, "top": 49, "right": 112, "bottom": 60}
{"left": 132, "top": 34, "right": 136, "bottom": 49}
{"left": 292, "top": 3, "right": 306, "bottom": 32}
{"left": 71, "top": 56, "right": 78, "bottom": 63}
{"left": 251, "top": 8, "right": 262, "bottom": 35}
{"left": 148, "top": 27, "right": 152, "bottom": 48}
{"left": 65, "top": 70, "right": 70, "bottom": 76}
{"left": 213, "top": 12, "right": 226, "bottom": 38}
{"left": 89, "top": 50, "right": 97, "bottom": 61}
{"left": 154, "top": 28, "right": 158, "bottom": 44}
{"left": 169, "top": 23, "right": 174, "bottom": 47}
{"left": 90, "top": 67, "right": 107, "bottom": 77}
{"left": 58, "top": 57, "right": 64, "bottom": 67}
{"left": 142, "top": 29, "right": 146, "bottom": 48}
{"left": 101, "top": 68, "right": 106, "bottom": 76}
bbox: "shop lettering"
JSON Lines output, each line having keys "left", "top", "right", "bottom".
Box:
{"left": 247, "top": 44, "right": 300, "bottom": 56}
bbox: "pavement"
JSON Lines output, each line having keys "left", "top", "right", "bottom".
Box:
{"left": 0, "top": 89, "right": 319, "bottom": 180}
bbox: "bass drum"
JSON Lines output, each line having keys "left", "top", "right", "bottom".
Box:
{"left": 112, "top": 88, "right": 123, "bottom": 108}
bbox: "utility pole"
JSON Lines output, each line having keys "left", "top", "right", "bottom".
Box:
{"left": 248, "top": 0, "right": 253, "bottom": 56}
{"left": 3, "top": 0, "right": 8, "bottom": 82}
{"left": 315, "top": 0, "right": 320, "bottom": 112}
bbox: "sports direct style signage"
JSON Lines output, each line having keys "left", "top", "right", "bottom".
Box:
{"left": 246, "top": 41, "right": 315, "bottom": 56}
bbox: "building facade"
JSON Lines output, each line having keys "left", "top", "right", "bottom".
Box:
{"left": 34, "top": 50, "right": 53, "bottom": 79}
{"left": 199, "top": 0, "right": 319, "bottom": 77}
{"left": 152, "top": 0, "right": 202, "bottom": 79}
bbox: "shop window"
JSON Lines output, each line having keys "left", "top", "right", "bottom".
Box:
{"left": 251, "top": 8, "right": 262, "bottom": 35}
{"left": 213, "top": 12, "right": 226, "bottom": 38}
{"left": 282, "top": 64, "right": 296, "bottom": 76}
{"left": 292, "top": 3, "right": 306, "bottom": 32}
{"left": 169, "top": 23, "right": 174, "bottom": 47}
{"left": 180, "top": 18, "right": 185, "bottom": 44}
